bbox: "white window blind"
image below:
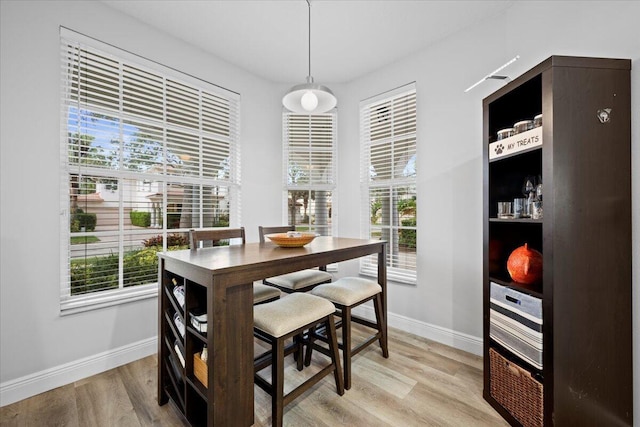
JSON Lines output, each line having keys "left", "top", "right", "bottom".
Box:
{"left": 360, "top": 84, "right": 417, "bottom": 284}
{"left": 283, "top": 112, "right": 336, "bottom": 236}
{"left": 59, "top": 28, "right": 240, "bottom": 313}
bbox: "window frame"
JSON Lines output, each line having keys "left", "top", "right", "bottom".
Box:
{"left": 282, "top": 110, "right": 337, "bottom": 239}
{"left": 59, "top": 27, "right": 241, "bottom": 314}
{"left": 359, "top": 83, "right": 417, "bottom": 284}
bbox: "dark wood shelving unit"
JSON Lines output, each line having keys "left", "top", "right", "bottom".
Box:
{"left": 159, "top": 270, "right": 211, "bottom": 427}
{"left": 482, "top": 56, "right": 632, "bottom": 426}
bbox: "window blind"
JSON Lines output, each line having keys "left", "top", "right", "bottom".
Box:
{"left": 360, "top": 84, "right": 417, "bottom": 284}
{"left": 283, "top": 112, "right": 336, "bottom": 236}
{"left": 59, "top": 28, "right": 240, "bottom": 312}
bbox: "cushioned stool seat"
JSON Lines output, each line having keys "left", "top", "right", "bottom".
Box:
{"left": 264, "top": 269, "right": 333, "bottom": 292}
{"left": 311, "top": 276, "right": 381, "bottom": 305}
{"left": 253, "top": 283, "right": 281, "bottom": 305}
{"left": 308, "top": 277, "right": 388, "bottom": 390}
{"left": 254, "top": 293, "right": 344, "bottom": 427}
{"left": 259, "top": 225, "right": 332, "bottom": 293}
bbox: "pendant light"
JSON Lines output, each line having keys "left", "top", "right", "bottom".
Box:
{"left": 282, "top": 0, "right": 337, "bottom": 114}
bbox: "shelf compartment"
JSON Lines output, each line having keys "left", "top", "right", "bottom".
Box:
{"left": 490, "top": 282, "right": 543, "bottom": 370}
{"left": 488, "top": 149, "right": 542, "bottom": 219}
{"left": 164, "top": 335, "right": 186, "bottom": 375}
{"left": 167, "top": 353, "right": 185, "bottom": 388}
{"left": 488, "top": 221, "right": 543, "bottom": 294}
{"left": 185, "top": 386, "right": 209, "bottom": 427}
{"left": 165, "top": 283, "right": 185, "bottom": 317}
{"left": 487, "top": 74, "right": 542, "bottom": 141}
{"left": 163, "top": 358, "right": 185, "bottom": 412}
{"left": 489, "top": 276, "right": 542, "bottom": 299}
{"left": 164, "top": 271, "right": 185, "bottom": 290}
{"left": 489, "top": 348, "right": 543, "bottom": 427}
{"left": 164, "top": 310, "right": 184, "bottom": 343}
{"left": 186, "top": 375, "right": 209, "bottom": 402}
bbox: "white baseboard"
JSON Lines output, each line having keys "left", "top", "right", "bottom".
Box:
{"left": 352, "top": 305, "right": 483, "bottom": 356}
{"left": 0, "top": 337, "right": 157, "bottom": 407}
{"left": 1, "top": 311, "right": 481, "bottom": 408}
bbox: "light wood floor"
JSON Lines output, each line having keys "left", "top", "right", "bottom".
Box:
{"left": 0, "top": 325, "right": 508, "bottom": 426}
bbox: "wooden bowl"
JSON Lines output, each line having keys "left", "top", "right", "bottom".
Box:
{"left": 265, "top": 232, "right": 317, "bottom": 248}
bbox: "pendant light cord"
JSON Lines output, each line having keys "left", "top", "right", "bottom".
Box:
{"left": 307, "top": 0, "right": 311, "bottom": 78}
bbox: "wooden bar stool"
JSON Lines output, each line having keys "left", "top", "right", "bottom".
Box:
{"left": 259, "top": 225, "right": 332, "bottom": 293}
{"left": 254, "top": 293, "right": 344, "bottom": 427}
{"left": 308, "top": 277, "right": 389, "bottom": 390}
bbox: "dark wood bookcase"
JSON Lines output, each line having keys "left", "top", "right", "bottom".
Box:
{"left": 482, "top": 56, "right": 632, "bottom": 426}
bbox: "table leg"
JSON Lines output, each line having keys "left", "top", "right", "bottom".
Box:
{"left": 377, "top": 244, "right": 388, "bottom": 354}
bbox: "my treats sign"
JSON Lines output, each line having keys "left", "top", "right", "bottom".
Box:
{"left": 489, "top": 127, "right": 543, "bottom": 160}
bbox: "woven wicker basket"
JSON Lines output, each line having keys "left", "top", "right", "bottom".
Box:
{"left": 490, "top": 348, "right": 543, "bottom": 427}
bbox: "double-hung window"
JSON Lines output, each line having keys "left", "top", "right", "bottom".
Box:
{"left": 282, "top": 111, "right": 337, "bottom": 236}
{"left": 360, "top": 84, "right": 417, "bottom": 284}
{"left": 60, "top": 28, "right": 240, "bottom": 313}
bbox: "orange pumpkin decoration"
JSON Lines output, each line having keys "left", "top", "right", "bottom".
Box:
{"left": 507, "top": 243, "right": 543, "bottom": 285}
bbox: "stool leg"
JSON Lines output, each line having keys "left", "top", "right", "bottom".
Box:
{"left": 295, "top": 333, "right": 304, "bottom": 371}
{"left": 341, "top": 306, "right": 353, "bottom": 390}
{"left": 272, "top": 338, "right": 285, "bottom": 427}
{"left": 325, "top": 316, "right": 344, "bottom": 395}
{"left": 303, "top": 325, "right": 315, "bottom": 367}
{"left": 373, "top": 293, "right": 389, "bottom": 358}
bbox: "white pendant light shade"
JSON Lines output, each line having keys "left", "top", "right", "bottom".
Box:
{"left": 283, "top": 79, "right": 336, "bottom": 114}
{"left": 282, "top": 0, "right": 336, "bottom": 114}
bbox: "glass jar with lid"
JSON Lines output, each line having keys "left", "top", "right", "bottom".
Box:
{"left": 533, "top": 114, "right": 543, "bottom": 128}
{"left": 514, "top": 120, "right": 534, "bottom": 134}
{"left": 497, "top": 128, "right": 515, "bottom": 141}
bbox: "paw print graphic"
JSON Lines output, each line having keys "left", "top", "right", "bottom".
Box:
{"left": 494, "top": 144, "right": 504, "bottom": 155}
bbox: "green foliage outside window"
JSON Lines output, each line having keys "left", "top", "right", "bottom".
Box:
{"left": 399, "top": 218, "right": 417, "bottom": 248}
{"left": 143, "top": 234, "right": 189, "bottom": 248}
{"left": 130, "top": 211, "right": 151, "bottom": 227}
{"left": 397, "top": 197, "right": 416, "bottom": 214}
{"left": 70, "top": 209, "right": 97, "bottom": 232}
{"left": 70, "top": 240, "right": 189, "bottom": 295}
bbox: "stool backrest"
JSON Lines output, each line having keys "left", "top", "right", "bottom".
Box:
{"left": 258, "top": 225, "right": 294, "bottom": 243}
{"left": 190, "top": 227, "right": 246, "bottom": 250}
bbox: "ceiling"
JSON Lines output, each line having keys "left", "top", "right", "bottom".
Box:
{"left": 101, "top": 0, "right": 514, "bottom": 84}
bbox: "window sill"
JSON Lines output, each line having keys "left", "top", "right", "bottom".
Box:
{"left": 360, "top": 265, "right": 416, "bottom": 285}
{"left": 60, "top": 283, "right": 158, "bottom": 316}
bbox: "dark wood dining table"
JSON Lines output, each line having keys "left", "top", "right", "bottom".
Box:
{"left": 157, "top": 236, "right": 387, "bottom": 426}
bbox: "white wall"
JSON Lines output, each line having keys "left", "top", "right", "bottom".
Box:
{"left": 1, "top": 0, "right": 638, "bottom": 421}
{"left": 337, "top": 1, "right": 639, "bottom": 423}
{"left": 0, "top": 0, "right": 282, "bottom": 404}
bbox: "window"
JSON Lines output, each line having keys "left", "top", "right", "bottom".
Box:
{"left": 60, "top": 28, "right": 240, "bottom": 313}
{"left": 283, "top": 111, "right": 336, "bottom": 236}
{"left": 360, "top": 84, "right": 416, "bottom": 284}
